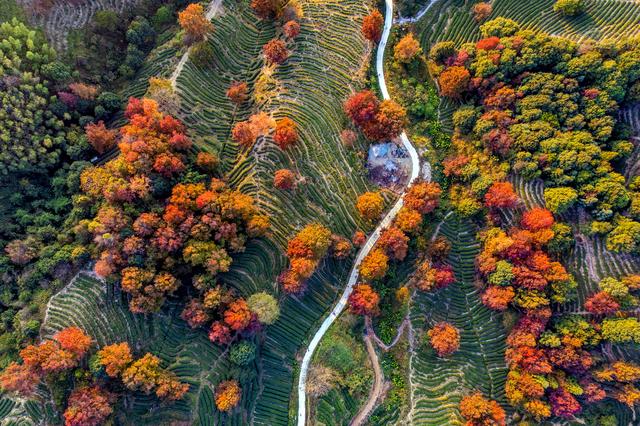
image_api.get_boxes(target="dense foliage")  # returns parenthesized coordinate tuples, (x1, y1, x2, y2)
(0, 326, 188, 424)
(429, 19, 640, 244)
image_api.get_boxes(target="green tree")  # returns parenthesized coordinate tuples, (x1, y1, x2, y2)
(229, 341, 256, 366)
(544, 187, 578, 214)
(247, 292, 280, 325)
(553, 0, 585, 16)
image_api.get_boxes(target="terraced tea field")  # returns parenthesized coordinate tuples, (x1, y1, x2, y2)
(406, 217, 509, 425)
(416, 0, 640, 49)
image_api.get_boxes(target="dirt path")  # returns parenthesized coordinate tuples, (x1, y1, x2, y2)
(350, 331, 386, 426)
(349, 314, 410, 425)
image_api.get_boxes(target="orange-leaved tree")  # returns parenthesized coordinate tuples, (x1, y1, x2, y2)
(459, 392, 506, 425)
(394, 33, 422, 63)
(348, 283, 380, 316)
(85, 121, 117, 155)
(378, 226, 409, 261)
(178, 3, 214, 44)
(359, 248, 389, 281)
(283, 20, 300, 39)
(438, 66, 471, 99)
(215, 380, 241, 411)
(273, 117, 298, 149)
(263, 39, 289, 64)
(356, 191, 384, 221)
(484, 181, 519, 209)
(97, 342, 133, 378)
(427, 322, 460, 357)
(226, 81, 249, 105)
(281, 223, 333, 293)
(361, 10, 383, 42)
(273, 168, 296, 190)
(63, 386, 114, 426)
(404, 181, 441, 214)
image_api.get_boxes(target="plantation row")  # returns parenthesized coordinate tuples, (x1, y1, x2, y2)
(416, 0, 640, 51)
(407, 217, 509, 425)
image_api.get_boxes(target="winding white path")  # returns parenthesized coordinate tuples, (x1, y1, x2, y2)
(296, 0, 423, 423)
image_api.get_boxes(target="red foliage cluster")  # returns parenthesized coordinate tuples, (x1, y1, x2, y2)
(344, 90, 407, 141)
(283, 20, 300, 39)
(414, 262, 455, 292)
(273, 168, 296, 190)
(484, 181, 519, 209)
(585, 291, 619, 315)
(86, 121, 118, 155)
(250, 0, 280, 19)
(273, 117, 298, 149)
(0, 326, 93, 396)
(361, 10, 383, 42)
(348, 283, 380, 316)
(476, 36, 501, 50)
(0, 326, 188, 425)
(438, 66, 471, 99)
(64, 386, 114, 426)
(378, 226, 409, 261)
(226, 81, 249, 105)
(404, 181, 442, 214)
(215, 380, 241, 411)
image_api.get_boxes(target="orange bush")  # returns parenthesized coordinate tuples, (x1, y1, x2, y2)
(356, 191, 384, 221)
(63, 386, 113, 426)
(348, 283, 380, 316)
(438, 66, 470, 99)
(263, 39, 288, 64)
(273, 117, 298, 149)
(521, 208, 554, 231)
(226, 81, 248, 105)
(223, 299, 252, 331)
(215, 380, 241, 411)
(427, 322, 460, 357)
(359, 248, 389, 281)
(283, 20, 300, 38)
(394, 33, 422, 63)
(459, 392, 506, 425)
(178, 3, 214, 43)
(472, 2, 492, 21)
(404, 181, 441, 214)
(361, 10, 383, 42)
(85, 121, 117, 154)
(395, 207, 422, 233)
(273, 168, 296, 190)
(53, 326, 92, 359)
(378, 226, 409, 261)
(232, 121, 257, 147)
(97, 342, 133, 378)
(484, 181, 518, 209)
